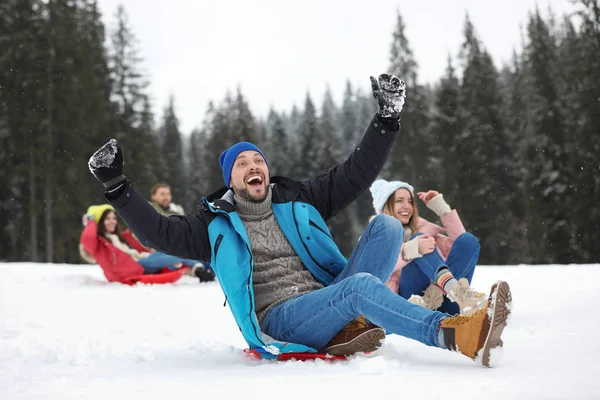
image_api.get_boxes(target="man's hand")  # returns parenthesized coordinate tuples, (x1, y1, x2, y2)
(88, 139, 126, 190)
(370, 73, 406, 119)
(418, 235, 436, 255)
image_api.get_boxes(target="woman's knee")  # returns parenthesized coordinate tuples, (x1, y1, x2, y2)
(456, 232, 480, 254)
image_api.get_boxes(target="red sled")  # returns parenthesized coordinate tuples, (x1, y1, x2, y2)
(121, 267, 190, 285)
(244, 348, 347, 362)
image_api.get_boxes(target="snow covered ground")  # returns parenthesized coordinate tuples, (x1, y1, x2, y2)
(1, 262, 598, 400)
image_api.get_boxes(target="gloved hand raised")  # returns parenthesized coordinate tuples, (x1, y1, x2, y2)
(88, 139, 126, 190)
(370, 73, 406, 119)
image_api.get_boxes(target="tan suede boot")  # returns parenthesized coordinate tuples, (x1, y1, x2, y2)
(324, 316, 386, 356)
(439, 281, 512, 367)
(447, 278, 488, 316)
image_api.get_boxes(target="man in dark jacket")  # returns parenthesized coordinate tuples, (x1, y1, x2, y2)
(149, 182, 216, 282)
(87, 74, 511, 367)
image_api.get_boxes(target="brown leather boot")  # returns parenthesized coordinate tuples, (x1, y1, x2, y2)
(439, 281, 512, 367)
(323, 316, 386, 356)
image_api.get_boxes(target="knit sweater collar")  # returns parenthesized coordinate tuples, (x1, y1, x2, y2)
(235, 186, 273, 217)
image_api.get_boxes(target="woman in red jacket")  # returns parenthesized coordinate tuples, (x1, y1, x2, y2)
(80, 207, 202, 282)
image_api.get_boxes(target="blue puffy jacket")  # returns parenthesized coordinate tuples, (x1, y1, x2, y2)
(106, 115, 399, 355)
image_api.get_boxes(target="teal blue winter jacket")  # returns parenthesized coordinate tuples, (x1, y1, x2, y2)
(106, 115, 399, 356)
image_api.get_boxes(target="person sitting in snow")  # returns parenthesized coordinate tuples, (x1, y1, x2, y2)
(79, 204, 208, 283)
(149, 183, 186, 216)
(87, 73, 511, 367)
(369, 180, 487, 316)
(148, 182, 216, 282)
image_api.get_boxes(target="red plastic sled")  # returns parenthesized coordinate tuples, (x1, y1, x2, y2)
(244, 348, 347, 362)
(121, 267, 190, 285)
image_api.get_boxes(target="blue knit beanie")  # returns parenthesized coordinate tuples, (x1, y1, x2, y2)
(219, 142, 269, 188)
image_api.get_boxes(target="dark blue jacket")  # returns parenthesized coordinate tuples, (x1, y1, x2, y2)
(106, 115, 399, 356)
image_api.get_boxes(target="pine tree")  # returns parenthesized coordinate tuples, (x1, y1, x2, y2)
(296, 93, 321, 179)
(353, 88, 380, 225)
(137, 95, 161, 194)
(339, 80, 357, 154)
(158, 96, 186, 201)
(202, 90, 260, 192)
(232, 87, 259, 145)
(284, 104, 302, 176)
(265, 108, 292, 177)
(187, 127, 208, 211)
(521, 9, 572, 263)
(498, 53, 528, 263)
(557, 0, 600, 262)
(457, 15, 516, 264)
(186, 101, 214, 209)
(320, 88, 358, 257)
(108, 4, 159, 199)
(429, 57, 463, 208)
(386, 9, 432, 192)
(0, 0, 46, 261)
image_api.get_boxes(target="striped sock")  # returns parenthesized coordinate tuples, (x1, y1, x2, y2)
(436, 267, 457, 294)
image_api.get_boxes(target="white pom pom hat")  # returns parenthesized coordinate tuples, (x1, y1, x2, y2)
(369, 179, 414, 215)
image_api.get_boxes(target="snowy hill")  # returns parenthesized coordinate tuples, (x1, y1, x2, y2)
(1, 262, 598, 400)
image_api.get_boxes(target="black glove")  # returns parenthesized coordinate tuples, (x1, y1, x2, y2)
(88, 139, 126, 190)
(370, 73, 406, 119)
(193, 265, 216, 283)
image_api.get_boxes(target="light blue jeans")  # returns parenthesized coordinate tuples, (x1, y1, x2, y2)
(138, 252, 202, 274)
(399, 232, 481, 314)
(261, 215, 448, 351)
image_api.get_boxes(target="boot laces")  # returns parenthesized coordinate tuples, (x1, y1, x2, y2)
(444, 308, 485, 326)
(453, 285, 484, 303)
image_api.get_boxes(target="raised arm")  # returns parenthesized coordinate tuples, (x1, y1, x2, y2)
(87, 140, 212, 262)
(304, 73, 406, 220)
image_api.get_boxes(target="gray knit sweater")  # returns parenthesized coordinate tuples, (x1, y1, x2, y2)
(235, 187, 323, 325)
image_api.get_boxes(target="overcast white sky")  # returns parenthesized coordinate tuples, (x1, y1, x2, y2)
(96, 0, 576, 134)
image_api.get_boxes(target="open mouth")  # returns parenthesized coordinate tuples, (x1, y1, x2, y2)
(399, 212, 410, 217)
(246, 175, 263, 187)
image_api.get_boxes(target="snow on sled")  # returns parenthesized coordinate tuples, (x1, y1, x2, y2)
(121, 267, 190, 285)
(244, 348, 347, 362)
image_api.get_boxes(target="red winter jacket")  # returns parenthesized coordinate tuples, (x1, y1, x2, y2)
(80, 220, 149, 282)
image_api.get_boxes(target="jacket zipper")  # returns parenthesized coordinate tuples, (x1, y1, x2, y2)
(214, 234, 224, 259)
(309, 220, 333, 240)
(213, 207, 266, 347)
(214, 234, 225, 306)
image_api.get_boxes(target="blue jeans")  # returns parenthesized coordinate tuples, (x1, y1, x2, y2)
(399, 232, 480, 314)
(261, 215, 448, 351)
(138, 252, 201, 274)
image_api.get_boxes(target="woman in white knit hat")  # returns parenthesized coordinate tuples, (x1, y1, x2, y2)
(369, 179, 487, 316)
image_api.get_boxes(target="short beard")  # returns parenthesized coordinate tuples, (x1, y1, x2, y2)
(233, 185, 267, 203)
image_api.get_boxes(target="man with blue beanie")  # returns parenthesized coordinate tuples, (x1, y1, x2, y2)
(218, 141, 270, 202)
(88, 73, 511, 367)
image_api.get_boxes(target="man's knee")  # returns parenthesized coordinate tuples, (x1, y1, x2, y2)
(370, 214, 403, 237)
(456, 232, 480, 253)
(341, 272, 382, 293)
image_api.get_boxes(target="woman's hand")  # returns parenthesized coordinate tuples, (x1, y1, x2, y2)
(417, 190, 439, 204)
(82, 214, 94, 227)
(418, 234, 436, 255)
